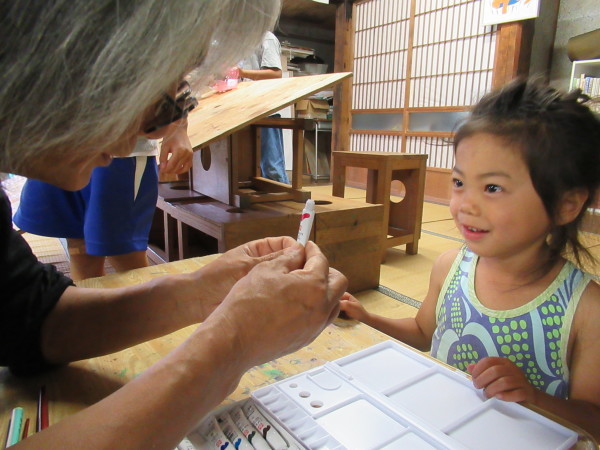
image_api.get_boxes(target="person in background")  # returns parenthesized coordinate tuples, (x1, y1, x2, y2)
(0, 1, 347, 448)
(14, 118, 193, 280)
(237, 31, 290, 184)
(339, 79, 600, 440)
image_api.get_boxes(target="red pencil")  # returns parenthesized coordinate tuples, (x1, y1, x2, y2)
(21, 418, 30, 440)
(36, 386, 49, 432)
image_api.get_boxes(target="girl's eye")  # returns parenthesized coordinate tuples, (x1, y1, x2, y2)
(452, 178, 463, 188)
(485, 184, 502, 193)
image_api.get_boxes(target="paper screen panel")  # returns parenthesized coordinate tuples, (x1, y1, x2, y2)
(410, 0, 497, 107)
(353, 0, 497, 110)
(348, 135, 454, 169)
(350, 133, 403, 153)
(351, 0, 498, 170)
(406, 136, 454, 169)
(353, 0, 411, 110)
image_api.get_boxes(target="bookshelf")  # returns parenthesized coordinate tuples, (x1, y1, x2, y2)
(570, 59, 600, 114)
(570, 59, 600, 214)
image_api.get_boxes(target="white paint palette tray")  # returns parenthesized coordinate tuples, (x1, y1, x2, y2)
(183, 341, 579, 449)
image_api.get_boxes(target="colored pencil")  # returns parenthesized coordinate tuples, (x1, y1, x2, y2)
(4, 417, 11, 448)
(21, 418, 30, 440)
(6, 407, 23, 447)
(36, 385, 49, 432)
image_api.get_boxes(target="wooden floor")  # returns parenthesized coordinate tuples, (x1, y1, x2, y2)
(9, 177, 600, 323)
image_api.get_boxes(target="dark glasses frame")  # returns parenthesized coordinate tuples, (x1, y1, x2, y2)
(143, 81, 198, 134)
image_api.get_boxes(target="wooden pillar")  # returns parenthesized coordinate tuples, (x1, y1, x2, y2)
(400, 0, 417, 153)
(492, 20, 534, 89)
(331, 0, 355, 155)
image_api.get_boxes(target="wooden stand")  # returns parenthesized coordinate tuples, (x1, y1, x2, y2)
(186, 73, 351, 207)
(148, 186, 383, 293)
(191, 118, 314, 208)
(146, 73, 386, 293)
(331, 151, 428, 258)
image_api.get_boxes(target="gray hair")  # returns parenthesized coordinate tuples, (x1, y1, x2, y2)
(0, 0, 280, 172)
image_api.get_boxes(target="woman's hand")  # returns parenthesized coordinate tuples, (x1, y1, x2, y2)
(181, 236, 299, 321)
(203, 240, 348, 368)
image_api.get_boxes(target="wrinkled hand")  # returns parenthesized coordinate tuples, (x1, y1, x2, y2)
(158, 124, 193, 175)
(467, 357, 537, 403)
(205, 240, 348, 368)
(339, 292, 369, 322)
(183, 236, 299, 320)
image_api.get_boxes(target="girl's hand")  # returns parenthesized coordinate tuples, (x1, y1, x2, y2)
(339, 292, 370, 322)
(467, 357, 537, 404)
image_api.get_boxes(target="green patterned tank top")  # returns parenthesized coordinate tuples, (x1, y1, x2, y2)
(431, 247, 590, 399)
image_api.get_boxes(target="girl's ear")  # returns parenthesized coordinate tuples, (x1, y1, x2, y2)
(556, 188, 589, 225)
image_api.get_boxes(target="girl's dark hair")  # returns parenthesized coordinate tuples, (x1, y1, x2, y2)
(454, 78, 600, 269)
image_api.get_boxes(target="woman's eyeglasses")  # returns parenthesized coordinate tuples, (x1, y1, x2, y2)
(143, 81, 198, 134)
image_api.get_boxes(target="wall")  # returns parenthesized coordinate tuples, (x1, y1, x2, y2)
(528, 0, 560, 79)
(275, 20, 336, 71)
(274, 20, 335, 171)
(549, 0, 600, 89)
(548, 0, 600, 220)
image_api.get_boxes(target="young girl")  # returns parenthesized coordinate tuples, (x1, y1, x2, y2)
(340, 79, 600, 439)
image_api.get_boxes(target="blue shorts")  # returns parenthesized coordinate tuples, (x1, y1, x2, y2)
(13, 156, 158, 256)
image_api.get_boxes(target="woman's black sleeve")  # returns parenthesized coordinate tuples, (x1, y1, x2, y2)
(0, 190, 73, 375)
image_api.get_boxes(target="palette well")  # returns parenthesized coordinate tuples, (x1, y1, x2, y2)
(182, 340, 579, 449)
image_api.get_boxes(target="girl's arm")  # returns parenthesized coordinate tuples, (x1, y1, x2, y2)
(340, 248, 459, 351)
(468, 280, 600, 441)
(547, 279, 600, 440)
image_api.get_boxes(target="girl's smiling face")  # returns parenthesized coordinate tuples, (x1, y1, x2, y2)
(450, 133, 551, 259)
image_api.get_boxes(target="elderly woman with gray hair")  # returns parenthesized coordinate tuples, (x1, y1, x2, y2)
(0, 1, 347, 448)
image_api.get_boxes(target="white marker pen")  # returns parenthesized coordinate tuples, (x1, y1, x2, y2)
(296, 199, 315, 246)
(176, 437, 196, 450)
(201, 416, 233, 450)
(217, 413, 253, 450)
(230, 406, 271, 450)
(242, 401, 288, 450)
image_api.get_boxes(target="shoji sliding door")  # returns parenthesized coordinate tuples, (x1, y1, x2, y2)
(350, 0, 497, 176)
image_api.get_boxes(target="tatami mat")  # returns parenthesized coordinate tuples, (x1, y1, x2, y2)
(4, 175, 115, 279)
(5, 177, 598, 314)
(20, 233, 71, 275)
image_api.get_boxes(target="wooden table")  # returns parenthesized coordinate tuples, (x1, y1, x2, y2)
(1, 258, 595, 447)
(0, 257, 395, 445)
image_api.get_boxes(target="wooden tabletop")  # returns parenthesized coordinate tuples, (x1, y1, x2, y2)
(0, 255, 393, 443)
(1, 256, 594, 447)
(187, 72, 351, 149)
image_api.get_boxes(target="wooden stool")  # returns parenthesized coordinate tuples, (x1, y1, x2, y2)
(331, 151, 428, 257)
